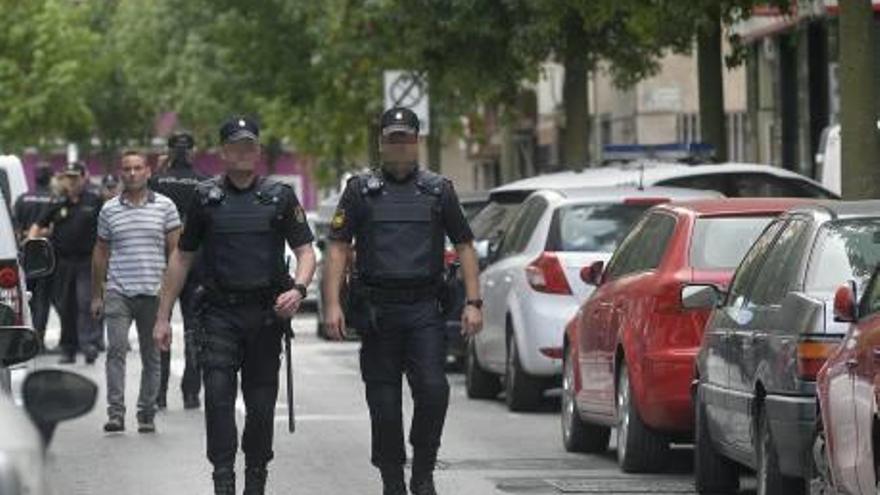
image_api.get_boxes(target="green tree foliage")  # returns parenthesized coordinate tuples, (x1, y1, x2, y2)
(0, 0, 98, 151)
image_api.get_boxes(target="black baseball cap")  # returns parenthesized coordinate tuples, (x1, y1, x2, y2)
(219, 115, 260, 144)
(168, 131, 195, 149)
(381, 107, 419, 136)
(62, 162, 86, 177)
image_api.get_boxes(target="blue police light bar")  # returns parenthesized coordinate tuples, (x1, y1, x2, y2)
(602, 142, 716, 163)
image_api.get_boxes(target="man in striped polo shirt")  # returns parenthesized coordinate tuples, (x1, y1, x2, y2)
(91, 150, 182, 433)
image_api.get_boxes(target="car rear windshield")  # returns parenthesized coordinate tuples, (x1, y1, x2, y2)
(807, 218, 880, 293)
(469, 200, 523, 241)
(690, 216, 774, 270)
(545, 203, 650, 253)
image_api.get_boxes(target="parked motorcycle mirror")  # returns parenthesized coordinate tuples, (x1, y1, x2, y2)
(833, 282, 858, 323)
(23, 370, 97, 447)
(22, 238, 55, 280)
(0, 328, 39, 367)
(580, 260, 605, 286)
(681, 284, 722, 310)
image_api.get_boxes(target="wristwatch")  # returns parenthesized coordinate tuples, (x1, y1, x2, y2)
(294, 283, 308, 300)
(465, 299, 483, 309)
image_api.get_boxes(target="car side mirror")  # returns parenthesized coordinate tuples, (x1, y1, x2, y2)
(580, 260, 605, 286)
(22, 238, 55, 280)
(833, 282, 858, 323)
(0, 328, 40, 366)
(23, 370, 97, 447)
(681, 284, 723, 310)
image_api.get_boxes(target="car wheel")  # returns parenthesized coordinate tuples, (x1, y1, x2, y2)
(756, 407, 806, 495)
(807, 414, 835, 495)
(561, 345, 610, 453)
(465, 338, 501, 400)
(505, 333, 544, 412)
(616, 362, 669, 473)
(694, 388, 739, 493)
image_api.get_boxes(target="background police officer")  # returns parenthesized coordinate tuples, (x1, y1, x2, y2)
(149, 131, 208, 410)
(14, 164, 54, 347)
(324, 107, 483, 495)
(153, 116, 316, 495)
(30, 162, 103, 364)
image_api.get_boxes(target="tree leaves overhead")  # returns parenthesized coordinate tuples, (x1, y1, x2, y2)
(0, 0, 793, 164)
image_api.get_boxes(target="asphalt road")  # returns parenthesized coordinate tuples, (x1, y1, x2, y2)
(34, 309, 758, 494)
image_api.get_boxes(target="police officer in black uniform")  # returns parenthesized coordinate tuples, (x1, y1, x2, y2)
(14, 164, 54, 346)
(149, 131, 208, 410)
(153, 116, 316, 495)
(324, 108, 484, 495)
(30, 162, 103, 364)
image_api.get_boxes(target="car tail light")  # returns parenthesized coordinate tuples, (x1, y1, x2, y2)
(624, 197, 670, 206)
(0, 267, 17, 288)
(526, 252, 572, 295)
(0, 264, 22, 326)
(797, 338, 842, 381)
(539, 347, 564, 359)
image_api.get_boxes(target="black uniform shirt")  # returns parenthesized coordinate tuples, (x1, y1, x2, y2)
(148, 165, 207, 221)
(37, 191, 102, 259)
(328, 170, 475, 245)
(13, 187, 54, 235)
(179, 175, 314, 253)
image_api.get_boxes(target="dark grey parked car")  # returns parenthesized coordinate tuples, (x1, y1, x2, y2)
(688, 201, 880, 494)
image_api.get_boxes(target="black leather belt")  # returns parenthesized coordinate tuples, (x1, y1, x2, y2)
(361, 284, 441, 304)
(203, 288, 275, 306)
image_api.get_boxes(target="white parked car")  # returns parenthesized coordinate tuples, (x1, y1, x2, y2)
(470, 161, 838, 254)
(467, 186, 721, 411)
(0, 155, 28, 216)
(0, 190, 96, 495)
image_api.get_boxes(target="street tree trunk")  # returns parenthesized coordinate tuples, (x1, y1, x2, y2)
(839, 0, 880, 199)
(697, 10, 727, 162)
(427, 103, 441, 172)
(562, 18, 590, 171)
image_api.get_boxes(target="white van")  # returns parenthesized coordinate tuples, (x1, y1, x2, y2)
(0, 155, 28, 214)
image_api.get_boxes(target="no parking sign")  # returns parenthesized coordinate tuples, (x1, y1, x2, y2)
(383, 70, 430, 136)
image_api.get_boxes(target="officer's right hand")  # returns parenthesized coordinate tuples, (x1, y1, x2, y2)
(90, 296, 103, 320)
(324, 304, 346, 341)
(153, 319, 173, 352)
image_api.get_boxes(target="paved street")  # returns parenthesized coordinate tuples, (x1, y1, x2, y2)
(32, 310, 753, 495)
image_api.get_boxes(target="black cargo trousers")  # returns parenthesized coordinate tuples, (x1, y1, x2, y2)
(198, 294, 284, 470)
(360, 297, 450, 473)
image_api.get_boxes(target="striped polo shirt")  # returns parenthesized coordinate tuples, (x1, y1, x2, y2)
(97, 191, 181, 296)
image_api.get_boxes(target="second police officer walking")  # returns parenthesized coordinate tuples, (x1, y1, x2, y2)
(148, 131, 207, 410)
(153, 116, 316, 495)
(324, 107, 484, 495)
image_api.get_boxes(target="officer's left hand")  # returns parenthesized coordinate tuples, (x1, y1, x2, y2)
(274, 289, 303, 319)
(461, 305, 483, 336)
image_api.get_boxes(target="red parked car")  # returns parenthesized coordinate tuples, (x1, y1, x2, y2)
(561, 198, 811, 472)
(814, 274, 880, 495)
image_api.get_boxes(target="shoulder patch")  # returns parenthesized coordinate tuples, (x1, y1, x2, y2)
(331, 208, 346, 230)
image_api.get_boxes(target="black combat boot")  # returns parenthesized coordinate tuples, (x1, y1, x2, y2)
(243, 465, 268, 495)
(212, 467, 235, 495)
(381, 466, 406, 495)
(410, 452, 438, 495)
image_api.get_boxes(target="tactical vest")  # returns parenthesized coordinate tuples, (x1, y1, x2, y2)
(197, 177, 287, 292)
(355, 170, 446, 287)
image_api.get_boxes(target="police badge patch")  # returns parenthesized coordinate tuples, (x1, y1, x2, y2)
(331, 209, 345, 230)
(294, 205, 306, 224)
